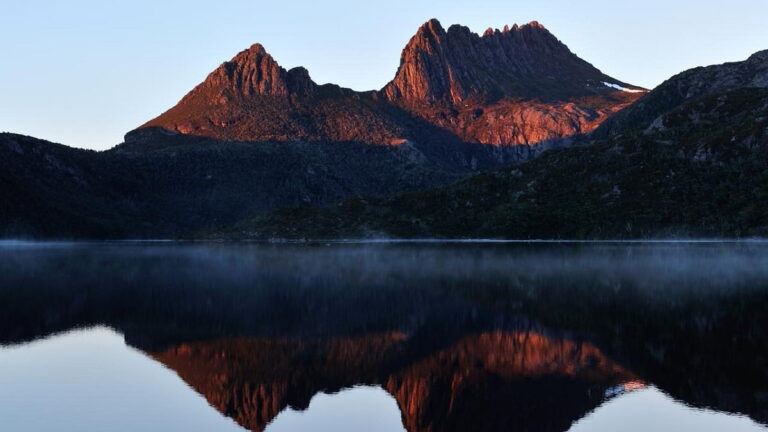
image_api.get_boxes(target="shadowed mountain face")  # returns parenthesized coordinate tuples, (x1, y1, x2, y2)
(0, 133, 467, 238)
(134, 19, 643, 148)
(0, 243, 766, 430)
(595, 49, 768, 137)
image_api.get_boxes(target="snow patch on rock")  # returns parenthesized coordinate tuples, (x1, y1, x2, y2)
(603, 82, 646, 93)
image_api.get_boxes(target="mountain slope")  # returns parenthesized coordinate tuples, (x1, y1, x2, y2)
(214, 52, 768, 240)
(0, 134, 141, 237)
(595, 49, 768, 137)
(0, 132, 476, 238)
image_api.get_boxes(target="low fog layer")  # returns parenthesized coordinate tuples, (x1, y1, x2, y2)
(1, 242, 767, 294)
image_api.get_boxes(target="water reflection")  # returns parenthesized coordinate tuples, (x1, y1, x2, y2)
(267, 386, 405, 432)
(0, 242, 767, 431)
(570, 387, 767, 432)
(0, 327, 244, 432)
(146, 331, 636, 431)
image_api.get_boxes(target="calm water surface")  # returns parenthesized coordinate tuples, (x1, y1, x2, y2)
(0, 241, 767, 431)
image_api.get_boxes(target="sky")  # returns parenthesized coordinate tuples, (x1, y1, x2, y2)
(1, 0, 767, 150)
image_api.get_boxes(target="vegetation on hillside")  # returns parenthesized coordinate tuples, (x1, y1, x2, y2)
(214, 88, 768, 239)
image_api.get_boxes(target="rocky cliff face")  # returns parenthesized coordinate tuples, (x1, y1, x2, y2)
(381, 19, 645, 145)
(383, 19, 637, 104)
(133, 19, 644, 148)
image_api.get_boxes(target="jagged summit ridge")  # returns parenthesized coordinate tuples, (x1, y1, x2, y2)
(382, 18, 638, 106)
(482, 21, 546, 36)
(482, 22, 541, 36)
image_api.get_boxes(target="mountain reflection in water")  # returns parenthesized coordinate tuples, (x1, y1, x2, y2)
(0, 242, 767, 431)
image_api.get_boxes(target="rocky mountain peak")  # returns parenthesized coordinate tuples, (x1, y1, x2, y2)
(246, 43, 267, 54)
(419, 18, 446, 38)
(382, 19, 626, 107)
(186, 43, 318, 103)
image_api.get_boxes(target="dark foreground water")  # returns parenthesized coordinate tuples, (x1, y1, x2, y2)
(0, 241, 767, 431)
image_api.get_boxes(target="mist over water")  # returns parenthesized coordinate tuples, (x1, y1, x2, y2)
(3, 240, 768, 288)
(0, 241, 766, 431)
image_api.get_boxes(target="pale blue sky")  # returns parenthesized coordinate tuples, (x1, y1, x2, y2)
(2, 0, 767, 150)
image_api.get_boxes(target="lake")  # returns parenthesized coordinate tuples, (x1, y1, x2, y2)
(0, 241, 767, 431)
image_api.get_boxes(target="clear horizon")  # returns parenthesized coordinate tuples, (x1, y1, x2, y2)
(2, 0, 767, 150)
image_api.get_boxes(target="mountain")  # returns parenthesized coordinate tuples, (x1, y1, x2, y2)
(382, 19, 644, 145)
(131, 19, 643, 148)
(1, 19, 644, 239)
(131, 43, 412, 146)
(214, 50, 768, 240)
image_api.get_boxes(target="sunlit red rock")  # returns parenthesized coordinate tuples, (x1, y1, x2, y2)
(381, 19, 645, 145)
